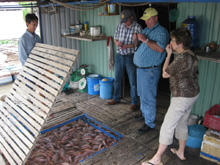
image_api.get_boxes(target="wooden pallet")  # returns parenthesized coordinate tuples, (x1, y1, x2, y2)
(0, 43, 79, 165)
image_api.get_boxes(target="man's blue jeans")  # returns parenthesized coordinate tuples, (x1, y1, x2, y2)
(113, 53, 138, 105)
(137, 67, 161, 128)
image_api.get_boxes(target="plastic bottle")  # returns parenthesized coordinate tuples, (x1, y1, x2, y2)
(84, 21, 88, 31)
(104, 6, 108, 15)
(182, 16, 200, 49)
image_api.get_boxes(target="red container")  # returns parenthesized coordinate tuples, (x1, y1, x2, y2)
(203, 104, 220, 131)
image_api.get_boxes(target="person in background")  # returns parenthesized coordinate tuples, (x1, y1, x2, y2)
(18, 13, 41, 66)
(133, 7, 169, 134)
(141, 27, 200, 165)
(107, 9, 142, 111)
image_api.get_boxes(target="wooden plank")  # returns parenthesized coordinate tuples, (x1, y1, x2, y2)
(29, 54, 70, 72)
(16, 75, 56, 103)
(12, 83, 50, 114)
(13, 81, 53, 108)
(5, 96, 42, 131)
(26, 58, 67, 78)
(51, 102, 76, 113)
(0, 135, 22, 165)
(76, 102, 114, 123)
(25, 62, 63, 84)
(80, 138, 135, 164)
(0, 107, 35, 143)
(63, 35, 108, 42)
(19, 71, 58, 96)
(83, 101, 117, 121)
(14, 80, 53, 109)
(47, 108, 81, 122)
(23, 67, 61, 90)
(0, 143, 16, 165)
(2, 101, 39, 137)
(9, 90, 47, 119)
(36, 43, 80, 57)
(0, 119, 29, 154)
(0, 127, 26, 161)
(0, 154, 6, 165)
(7, 93, 45, 125)
(31, 49, 74, 67)
(0, 108, 33, 149)
(44, 110, 82, 129)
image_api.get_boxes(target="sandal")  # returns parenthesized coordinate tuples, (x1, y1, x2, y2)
(141, 160, 163, 165)
(171, 148, 186, 161)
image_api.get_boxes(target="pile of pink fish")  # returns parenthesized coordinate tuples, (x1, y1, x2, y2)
(26, 119, 118, 165)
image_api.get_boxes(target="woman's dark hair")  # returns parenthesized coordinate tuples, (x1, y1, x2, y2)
(25, 14, 38, 24)
(170, 27, 192, 49)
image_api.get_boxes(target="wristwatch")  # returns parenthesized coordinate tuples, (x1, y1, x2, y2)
(145, 38, 149, 43)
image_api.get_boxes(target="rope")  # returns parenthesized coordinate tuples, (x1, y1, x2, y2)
(116, 3, 150, 7)
(49, 0, 110, 11)
(48, 0, 150, 11)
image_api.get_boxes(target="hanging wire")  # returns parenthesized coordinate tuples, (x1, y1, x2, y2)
(116, 3, 150, 7)
(48, 0, 150, 11)
(49, 0, 110, 11)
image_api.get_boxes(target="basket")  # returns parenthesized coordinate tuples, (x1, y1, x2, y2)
(203, 104, 220, 131)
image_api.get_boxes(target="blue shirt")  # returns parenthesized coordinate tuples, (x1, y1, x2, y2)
(133, 23, 169, 67)
(114, 21, 142, 55)
(18, 30, 41, 66)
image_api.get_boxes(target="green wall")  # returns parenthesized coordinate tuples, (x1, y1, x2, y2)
(176, 3, 220, 116)
(192, 58, 220, 117)
(177, 3, 220, 49)
(80, 6, 120, 78)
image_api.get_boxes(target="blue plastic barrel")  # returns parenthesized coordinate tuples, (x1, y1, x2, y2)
(87, 74, 100, 95)
(186, 124, 206, 148)
(100, 77, 114, 99)
(182, 16, 199, 49)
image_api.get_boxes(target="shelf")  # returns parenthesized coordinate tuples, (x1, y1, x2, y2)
(98, 13, 119, 16)
(62, 35, 108, 41)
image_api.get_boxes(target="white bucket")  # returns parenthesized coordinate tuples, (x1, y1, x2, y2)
(187, 115, 199, 126)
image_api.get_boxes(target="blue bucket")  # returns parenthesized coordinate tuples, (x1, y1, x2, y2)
(87, 74, 100, 95)
(100, 77, 114, 99)
(186, 124, 206, 148)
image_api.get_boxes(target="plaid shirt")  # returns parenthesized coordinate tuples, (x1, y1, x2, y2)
(114, 21, 142, 55)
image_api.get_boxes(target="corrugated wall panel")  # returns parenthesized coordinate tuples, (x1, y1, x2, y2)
(177, 3, 220, 49)
(176, 3, 220, 116)
(40, 6, 80, 71)
(192, 59, 220, 117)
(80, 6, 120, 77)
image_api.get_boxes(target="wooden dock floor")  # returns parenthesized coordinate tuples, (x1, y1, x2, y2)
(0, 83, 216, 165)
(48, 89, 216, 165)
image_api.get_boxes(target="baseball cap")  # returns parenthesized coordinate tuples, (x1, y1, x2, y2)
(120, 10, 132, 23)
(140, 7, 158, 21)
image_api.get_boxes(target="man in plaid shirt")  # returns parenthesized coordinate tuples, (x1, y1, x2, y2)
(107, 10, 142, 111)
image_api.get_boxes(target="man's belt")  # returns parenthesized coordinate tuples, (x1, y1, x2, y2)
(136, 65, 161, 69)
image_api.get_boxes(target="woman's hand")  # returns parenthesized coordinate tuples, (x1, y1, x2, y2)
(166, 44, 172, 58)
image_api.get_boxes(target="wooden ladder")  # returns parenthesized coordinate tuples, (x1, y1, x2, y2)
(0, 43, 80, 165)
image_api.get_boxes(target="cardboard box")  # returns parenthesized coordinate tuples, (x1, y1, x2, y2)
(200, 129, 220, 164)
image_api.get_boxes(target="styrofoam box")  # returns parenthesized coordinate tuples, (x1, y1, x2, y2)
(200, 129, 220, 164)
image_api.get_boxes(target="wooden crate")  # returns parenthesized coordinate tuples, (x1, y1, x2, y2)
(200, 129, 220, 164)
(0, 43, 79, 165)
